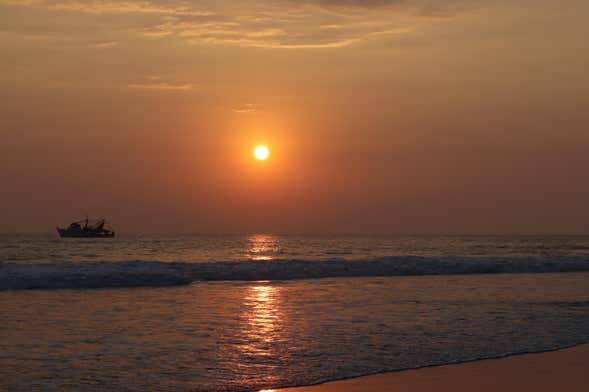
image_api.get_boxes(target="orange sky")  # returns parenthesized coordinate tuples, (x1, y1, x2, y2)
(1, 0, 588, 234)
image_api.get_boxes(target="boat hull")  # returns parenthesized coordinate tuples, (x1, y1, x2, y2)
(56, 228, 115, 238)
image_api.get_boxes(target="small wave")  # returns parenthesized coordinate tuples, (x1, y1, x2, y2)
(1, 255, 589, 291)
(526, 300, 589, 308)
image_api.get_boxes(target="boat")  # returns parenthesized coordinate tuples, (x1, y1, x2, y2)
(57, 218, 115, 238)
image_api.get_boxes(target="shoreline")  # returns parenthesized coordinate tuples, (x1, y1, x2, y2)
(273, 343, 589, 391)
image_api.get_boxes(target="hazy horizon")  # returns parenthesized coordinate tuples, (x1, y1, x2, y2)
(2, 0, 588, 235)
(5, 230, 589, 237)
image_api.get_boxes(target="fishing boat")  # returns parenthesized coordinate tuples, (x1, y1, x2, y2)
(57, 218, 115, 238)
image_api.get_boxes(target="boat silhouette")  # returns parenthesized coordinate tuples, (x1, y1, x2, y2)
(57, 218, 115, 238)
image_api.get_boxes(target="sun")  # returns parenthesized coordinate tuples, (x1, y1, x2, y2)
(254, 145, 270, 161)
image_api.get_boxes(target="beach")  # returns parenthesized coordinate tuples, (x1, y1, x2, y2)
(276, 344, 589, 392)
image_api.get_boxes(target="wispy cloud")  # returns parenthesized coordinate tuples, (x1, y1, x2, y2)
(128, 78, 192, 91)
(92, 41, 120, 49)
(0, 0, 479, 49)
(233, 103, 257, 113)
(0, 0, 214, 16)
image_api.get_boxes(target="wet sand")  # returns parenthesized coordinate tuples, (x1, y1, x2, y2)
(274, 344, 589, 392)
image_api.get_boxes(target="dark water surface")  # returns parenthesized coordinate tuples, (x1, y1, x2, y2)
(3, 234, 589, 264)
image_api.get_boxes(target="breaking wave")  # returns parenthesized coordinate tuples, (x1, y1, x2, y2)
(2, 255, 589, 291)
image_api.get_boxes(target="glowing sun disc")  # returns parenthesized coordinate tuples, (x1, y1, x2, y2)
(254, 145, 270, 160)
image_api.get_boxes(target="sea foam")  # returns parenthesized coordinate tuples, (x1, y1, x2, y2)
(2, 255, 589, 290)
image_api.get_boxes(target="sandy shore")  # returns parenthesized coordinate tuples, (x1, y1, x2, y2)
(273, 344, 589, 392)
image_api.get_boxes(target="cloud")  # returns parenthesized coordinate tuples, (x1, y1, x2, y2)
(92, 41, 119, 49)
(128, 78, 192, 91)
(232, 103, 257, 113)
(0, 0, 214, 16)
(0, 0, 479, 49)
(306, 0, 404, 8)
(140, 3, 419, 49)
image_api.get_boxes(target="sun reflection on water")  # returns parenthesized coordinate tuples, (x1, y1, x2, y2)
(247, 234, 280, 260)
(235, 282, 287, 388)
(242, 284, 282, 354)
(239, 235, 292, 389)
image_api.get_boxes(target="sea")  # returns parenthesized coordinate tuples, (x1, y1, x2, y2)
(1, 234, 589, 391)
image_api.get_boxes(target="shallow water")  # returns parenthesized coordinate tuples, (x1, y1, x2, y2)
(2, 272, 589, 391)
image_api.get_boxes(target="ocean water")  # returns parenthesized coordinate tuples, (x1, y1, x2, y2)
(1, 235, 589, 391)
(3, 234, 589, 264)
(2, 234, 589, 290)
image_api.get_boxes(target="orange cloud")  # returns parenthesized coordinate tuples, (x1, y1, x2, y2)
(127, 81, 192, 91)
(0, 0, 477, 49)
